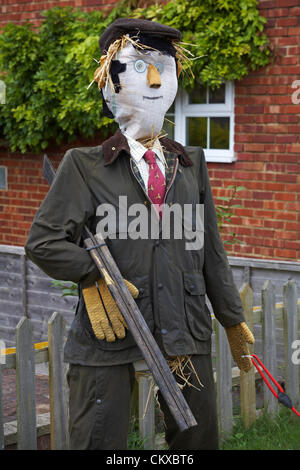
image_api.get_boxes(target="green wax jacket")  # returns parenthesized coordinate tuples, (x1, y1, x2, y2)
(25, 129, 245, 365)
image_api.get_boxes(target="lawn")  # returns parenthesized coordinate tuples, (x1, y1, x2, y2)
(128, 403, 300, 450)
(221, 408, 300, 450)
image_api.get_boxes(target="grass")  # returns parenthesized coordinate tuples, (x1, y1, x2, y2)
(127, 417, 146, 450)
(221, 407, 300, 450)
(127, 416, 167, 450)
(127, 429, 146, 450)
(128, 403, 300, 450)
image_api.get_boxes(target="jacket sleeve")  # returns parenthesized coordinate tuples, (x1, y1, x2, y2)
(199, 148, 246, 327)
(24, 149, 100, 288)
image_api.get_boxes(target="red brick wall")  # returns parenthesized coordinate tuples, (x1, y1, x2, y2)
(211, 0, 300, 260)
(0, 136, 103, 245)
(0, 0, 119, 31)
(0, 0, 299, 261)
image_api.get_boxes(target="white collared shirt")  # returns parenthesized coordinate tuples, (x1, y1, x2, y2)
(122, 130, 166, 193)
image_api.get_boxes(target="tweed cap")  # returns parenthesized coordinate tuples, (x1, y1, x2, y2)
(99, 18, 182, 54)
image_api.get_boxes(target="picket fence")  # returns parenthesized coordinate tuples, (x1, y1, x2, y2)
(0, 279, 299, 450)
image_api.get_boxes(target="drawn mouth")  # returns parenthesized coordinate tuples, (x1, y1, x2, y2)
(142, 96, 163, 100)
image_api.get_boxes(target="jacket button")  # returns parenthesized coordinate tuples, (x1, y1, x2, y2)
(189, 284, 195, 290)
(139, 288, 144, 296)
(96, 399, 102, 404)
(158, 283, 163, 290)
(161, 329, 167, 335)
(155, 240, 160, 247)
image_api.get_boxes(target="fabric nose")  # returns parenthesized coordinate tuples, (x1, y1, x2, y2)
(147, 64, 161, 88)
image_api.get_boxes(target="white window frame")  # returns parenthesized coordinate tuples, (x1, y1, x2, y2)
(173, 81, 236, 163)
(0, 166, 7, 190)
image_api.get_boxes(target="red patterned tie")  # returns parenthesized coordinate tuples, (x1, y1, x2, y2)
(143, 149, 166, 218)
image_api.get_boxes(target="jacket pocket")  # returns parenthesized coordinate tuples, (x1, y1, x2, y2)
(127, 273, 154, 333)
(84, 274, 153, 351)
(183, 270, 212, 341)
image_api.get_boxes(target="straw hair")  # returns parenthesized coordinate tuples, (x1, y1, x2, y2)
(88, 34, 160, 92)
(87, 34, 200, 92)
(167, 355, 204, 391)
(137, 124, 168, 149)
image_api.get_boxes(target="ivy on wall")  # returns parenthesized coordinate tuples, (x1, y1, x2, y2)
(0, 0, 270, 153)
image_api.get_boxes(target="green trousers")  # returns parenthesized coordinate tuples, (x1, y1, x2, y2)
(67, 354, 219, 450)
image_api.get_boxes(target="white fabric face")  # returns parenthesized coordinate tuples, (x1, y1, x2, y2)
(102, 42, 178, 141)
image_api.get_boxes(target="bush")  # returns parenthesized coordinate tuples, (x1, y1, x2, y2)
(0, 0, 271, 153)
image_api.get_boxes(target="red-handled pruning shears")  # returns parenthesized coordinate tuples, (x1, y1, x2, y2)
(243, 354, 300, 418)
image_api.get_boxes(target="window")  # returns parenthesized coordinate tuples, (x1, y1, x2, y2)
(164, 81, 235, 163)
(163, 101, 175, 141)
(0, 80, 5, 105)
(0, 167, 7, 190)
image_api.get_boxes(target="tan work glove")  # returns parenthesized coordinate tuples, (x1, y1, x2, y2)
(82, 277, 139, 342)
(225, 322, 255, 372)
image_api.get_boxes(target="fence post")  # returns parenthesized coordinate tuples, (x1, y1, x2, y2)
(215, 321, 233, 437)
(16, 317, 37, 449)
(48, 312, 69, 450)
(239, 283, 256, 428)
(21, 253, 28, 318)
(0, 364, 3, 450)
(138, 372, 155, 449)
(283, 280, 299, 407)
(261, 280, 278, 416)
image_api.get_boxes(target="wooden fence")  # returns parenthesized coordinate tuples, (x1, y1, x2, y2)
(0, 280, 299, 450)
(0, 312, 68, 450)
(2, 242, 300, 347)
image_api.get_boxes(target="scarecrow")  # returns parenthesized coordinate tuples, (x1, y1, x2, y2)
(25, 18, 255, 450)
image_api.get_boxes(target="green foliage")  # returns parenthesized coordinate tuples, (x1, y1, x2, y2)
(0, 0, 271, 153)
(133, 0, 271, 90)
(127, 417, 147, 450)
(52, 279, 78, 298)
(216, 185, 246, 247)
(222, 408, 300, 450)
(0, 6, 128, 153)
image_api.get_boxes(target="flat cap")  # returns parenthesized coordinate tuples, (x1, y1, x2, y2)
(99, 18, 182, 54)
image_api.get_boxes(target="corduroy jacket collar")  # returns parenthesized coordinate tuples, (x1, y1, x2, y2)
(102, 128, 194, 167)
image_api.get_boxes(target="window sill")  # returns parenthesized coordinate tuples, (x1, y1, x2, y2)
(186, 147, 237, 163)
(205, 153, 237, 163)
